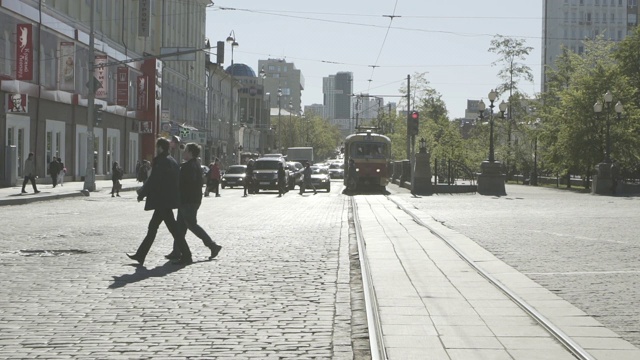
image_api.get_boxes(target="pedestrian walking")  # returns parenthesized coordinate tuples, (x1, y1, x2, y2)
(126, 138, 190, 267)
(204, 158, 221, 197)
(243, 159, 255, 197)
(165, 143, 222, 264)
(299, 162, 317, 195)
(135, 160, 142, 182)
(21, 152, 40, 194)
(137, 160, 150, 183)
(56, 158, 66, 187)
(111, 161, 123, 197)
(48, 158, 60, 188)
(277, 162, 287, 197)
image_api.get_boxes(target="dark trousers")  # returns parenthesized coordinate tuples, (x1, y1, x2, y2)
(135, 208, 191, 262)
(300, 181, 316, 194)
(21, 176, 38, 192)
(111, 179, 120, 195)
(278, 178, 286, 196)
(173, 203, 215, 255)
(51, 173, 58, 187)
(205, 179, 219, 196)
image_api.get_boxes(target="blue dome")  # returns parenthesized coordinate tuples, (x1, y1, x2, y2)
(225, 63, 256, 77)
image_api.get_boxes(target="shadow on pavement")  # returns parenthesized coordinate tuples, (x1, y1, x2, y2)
(109, 261, 189, 289)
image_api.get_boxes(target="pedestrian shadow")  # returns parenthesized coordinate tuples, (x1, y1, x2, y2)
(108, 261, 184, 289)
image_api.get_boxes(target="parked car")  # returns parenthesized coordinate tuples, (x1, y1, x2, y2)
(253, 157, 288, 192)
(220, 165, 247, 189)
(310, 165, 331, 192)
(328, 162, 344, 179)
(287, 161, 303, 189)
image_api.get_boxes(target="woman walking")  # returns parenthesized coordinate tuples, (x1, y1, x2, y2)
(111, 161, 123, 197)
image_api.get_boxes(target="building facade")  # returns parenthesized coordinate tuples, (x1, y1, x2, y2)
(542, 0, 638, 90)
(323, 72, 353, 138)
(259, 58, 304, 115)
(0, 0, 215, 188)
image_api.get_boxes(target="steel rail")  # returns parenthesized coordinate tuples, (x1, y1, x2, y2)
(350, 197, 388, 360)
(387, 196, 595, 360)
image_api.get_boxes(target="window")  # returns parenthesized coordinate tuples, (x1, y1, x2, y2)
(603, 12, 607, 23)
(618, 30, 623, 40)
(595, 0, 600, 5)
(564, 12, 569, 22)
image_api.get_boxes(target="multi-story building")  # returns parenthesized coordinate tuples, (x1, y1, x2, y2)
(304, 104, 326, 119)
(542, 0, 638, 91)
(323, 72, 353, 138)
(259, 58, 304, 115)
(0, 0, 216, 188)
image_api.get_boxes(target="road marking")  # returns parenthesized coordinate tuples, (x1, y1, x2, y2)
(525, 271, 640, 275)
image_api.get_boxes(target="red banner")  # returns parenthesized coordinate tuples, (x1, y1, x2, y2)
(116, 67, 128, 106)
(137, 75, 148, 111)
(16, 24, 33, 80)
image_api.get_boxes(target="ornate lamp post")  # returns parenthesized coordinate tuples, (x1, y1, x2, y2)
(476, 89, 506, 196)
(225, 30, 239, 165)
(592, 91, 623, 195)
(288, 100, 294, 148)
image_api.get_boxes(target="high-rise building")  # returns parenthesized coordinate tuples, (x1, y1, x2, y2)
(542, 0, 638, 91)
(258, 58, 304, 115)
(304, 104, 326, 119)
(323, 72, 353, 138)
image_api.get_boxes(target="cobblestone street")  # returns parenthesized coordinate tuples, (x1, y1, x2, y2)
(0, 187, 353, 359)
(397, 184, 640, 348)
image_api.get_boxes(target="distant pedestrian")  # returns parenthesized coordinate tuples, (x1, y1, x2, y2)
(205, 158, 221, 197)
(243, 159, 255, 197)
(111, 161, 123, 197)
(56, 158, 66, 187)
(135, 160, 142, 182)
(611, 160, 619, 195)
(299, 162, 317, 195)
(277, 162, 287, 197)
(21, 152, 40, 194)
(166, 143, 222, 264)
(48, 158, 60, 188)
(127, 138, 189, 267)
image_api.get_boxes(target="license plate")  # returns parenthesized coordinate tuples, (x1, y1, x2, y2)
(260, 181, 270, 185)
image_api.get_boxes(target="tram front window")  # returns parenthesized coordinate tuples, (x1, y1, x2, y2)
(351, 143, 387, 159)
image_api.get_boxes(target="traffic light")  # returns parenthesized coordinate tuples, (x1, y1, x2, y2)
(408, 111, 419, 136)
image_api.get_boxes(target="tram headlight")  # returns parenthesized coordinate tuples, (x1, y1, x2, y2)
(376, 168, 380, 173)
(356, 168, 360, 172)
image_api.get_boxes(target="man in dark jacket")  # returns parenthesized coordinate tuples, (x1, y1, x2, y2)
(127, 138, 190, 266)
(166, 143, 222, 264)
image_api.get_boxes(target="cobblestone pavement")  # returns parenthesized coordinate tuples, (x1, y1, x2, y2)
(392, 184, 640, 348)
(0, 184, 357, 359)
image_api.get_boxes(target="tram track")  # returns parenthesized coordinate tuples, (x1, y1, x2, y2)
(350, 194, 596, 360)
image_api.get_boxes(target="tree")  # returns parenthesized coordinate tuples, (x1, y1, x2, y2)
(488, 35, 535, 178)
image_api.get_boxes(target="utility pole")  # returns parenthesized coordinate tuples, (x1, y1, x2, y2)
(83, 0, 96, 192)
(406, 74, 411, 160)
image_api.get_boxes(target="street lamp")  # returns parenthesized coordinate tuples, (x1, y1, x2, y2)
(226, 30, 239, 66)
(226, 30, 238, 165)
(594, 91, 623, 163)
(476, 89, 506, 196)
(277, 88, 282, 152)
(419, 137, 427, 154)
(530, 118, 541, 186)
(288, 100, 293, 147)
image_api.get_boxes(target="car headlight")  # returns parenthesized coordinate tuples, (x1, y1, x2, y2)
(356, 168, 360, 172)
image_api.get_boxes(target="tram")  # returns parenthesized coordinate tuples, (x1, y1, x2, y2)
(343, 128, 392, 192)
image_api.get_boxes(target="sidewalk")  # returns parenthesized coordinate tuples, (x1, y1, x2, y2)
(0, 178, 141, 206)
(354, 195, 640, 360)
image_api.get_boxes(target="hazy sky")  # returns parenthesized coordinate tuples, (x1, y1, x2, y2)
(205, 1, 542, 119)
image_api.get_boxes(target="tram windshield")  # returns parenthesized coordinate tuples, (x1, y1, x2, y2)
(349, 142, 388, 159)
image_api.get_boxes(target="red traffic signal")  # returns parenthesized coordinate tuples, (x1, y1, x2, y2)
(408, 111, 419, 135)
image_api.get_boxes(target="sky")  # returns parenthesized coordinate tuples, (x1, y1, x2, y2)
(205, 1, 543, 119)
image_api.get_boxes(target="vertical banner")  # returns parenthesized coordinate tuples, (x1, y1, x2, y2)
(138, 0, 150, 37)
(94, 54, 108, 99)
(116, 67, 129, 106)
(137, 75, 148, 111)
(59, 42, 75, 91)
(16, 24, 33, 80)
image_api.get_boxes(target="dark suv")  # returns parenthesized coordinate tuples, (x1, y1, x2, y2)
(253, 157, 288, 192)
